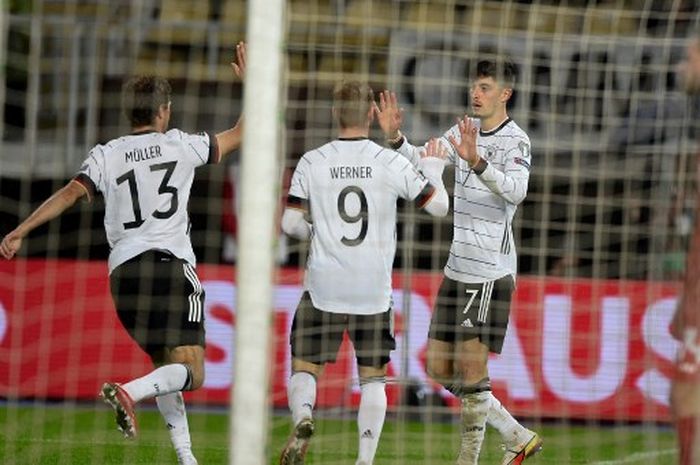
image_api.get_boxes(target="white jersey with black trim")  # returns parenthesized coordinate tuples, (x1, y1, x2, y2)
(396, 118, 531, 283)
(288, 138, 431, 315)
(73, 128, 219, 273)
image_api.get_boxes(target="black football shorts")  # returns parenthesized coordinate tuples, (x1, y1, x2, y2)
(290, 292, 395, 368)
(429, 275, 514, 353)
(109, 250, 206, 355)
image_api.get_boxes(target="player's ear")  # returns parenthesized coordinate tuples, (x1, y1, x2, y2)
(156, 103, 170, 119)
(500, 87, 513, 103)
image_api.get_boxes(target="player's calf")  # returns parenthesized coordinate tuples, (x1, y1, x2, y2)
(455, 378, 491, 465)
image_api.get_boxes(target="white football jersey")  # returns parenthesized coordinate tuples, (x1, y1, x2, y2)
(288, 138, 434, 315)
(73, 128, 220, 273)
(397, 118, 531, 283)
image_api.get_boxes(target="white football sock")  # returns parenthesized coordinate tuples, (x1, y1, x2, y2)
(288, 372, 316, 426)
(156, 392, 195, 463)
(486, 392, 526, 445)
(457, 391, 490, 465)
(122, 364, 189, 403)
(356, 380, 387, 465)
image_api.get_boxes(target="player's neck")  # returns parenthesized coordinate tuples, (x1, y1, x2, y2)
(479, 112, 509, 133)
(338, 127, 369, 139)
(132, 125, 157, 134)
(131, 121, 167, 134)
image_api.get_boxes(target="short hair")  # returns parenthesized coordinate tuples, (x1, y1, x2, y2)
(121, 75, 172, 126)
(332, 80, 374, 129)
(475, 59, 517, 88)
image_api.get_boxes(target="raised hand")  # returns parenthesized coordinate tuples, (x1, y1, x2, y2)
(448, 115, 480, 167)
(422, 138, 448, 160)
(374, 90, 403, 140)
(231, 41, 247, 81)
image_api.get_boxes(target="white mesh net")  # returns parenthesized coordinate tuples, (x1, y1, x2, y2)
(1, 0, 698, 464)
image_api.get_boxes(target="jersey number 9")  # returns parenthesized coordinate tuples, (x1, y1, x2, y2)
(337, 185, 368, 247)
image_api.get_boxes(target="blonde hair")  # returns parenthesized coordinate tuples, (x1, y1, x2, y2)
(333, 81, 374, 129)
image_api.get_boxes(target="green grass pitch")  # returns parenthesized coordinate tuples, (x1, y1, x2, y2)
(0, 403, 677, 464)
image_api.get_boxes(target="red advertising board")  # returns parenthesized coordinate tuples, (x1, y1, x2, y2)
(0, 259, 680, 422)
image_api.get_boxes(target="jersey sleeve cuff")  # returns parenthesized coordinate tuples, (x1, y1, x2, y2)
(387, 133, 405, 150)
(286, 194, 309, 212)
(207, 131, 221, 164)
(71, 174, 96, 202)
(472, 158, 489, 175)
(414, 183, 436, 209)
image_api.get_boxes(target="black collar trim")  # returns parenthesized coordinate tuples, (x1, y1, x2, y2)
(337, 137, 368, 141)
(479, 118, 512, 137)
(131, 129, 159, 136)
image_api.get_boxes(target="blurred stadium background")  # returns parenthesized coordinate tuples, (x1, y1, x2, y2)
(1, 0, 699, 463)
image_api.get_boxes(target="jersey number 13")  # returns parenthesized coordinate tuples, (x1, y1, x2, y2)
(116, 161, 179, 230)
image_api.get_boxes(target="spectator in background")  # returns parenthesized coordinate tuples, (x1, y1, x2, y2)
(671, 29, 700, 465)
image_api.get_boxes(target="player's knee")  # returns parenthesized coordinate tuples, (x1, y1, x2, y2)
(426, 362, 452, 384)
(455, 359, 488, 383)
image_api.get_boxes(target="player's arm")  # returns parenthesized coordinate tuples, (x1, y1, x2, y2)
(281, 196, 311, 240)
(0, 180, 87, 260)
(415, 139, 449, 217)
(281, 160, 312, 240)
(448, 115, 529, 205)
(214, 117, 243, 162)
(214, 42, 247, 161)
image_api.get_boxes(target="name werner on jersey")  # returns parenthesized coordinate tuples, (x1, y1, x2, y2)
(125, 145, 163, 163)
(330, 166, 373, 179)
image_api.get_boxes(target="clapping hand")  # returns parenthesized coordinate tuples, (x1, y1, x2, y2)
(374, 90, 404, 140)
(447, 115, 480, 167)
(422, 138, 448, 160)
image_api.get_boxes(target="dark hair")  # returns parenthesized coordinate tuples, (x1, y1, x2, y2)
(121, 75, 172, 126)
(475, 59, 517, 88)
(333, 80, 374, 129)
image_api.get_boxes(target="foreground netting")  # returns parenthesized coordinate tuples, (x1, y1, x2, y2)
(1, 1, 698, 463)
